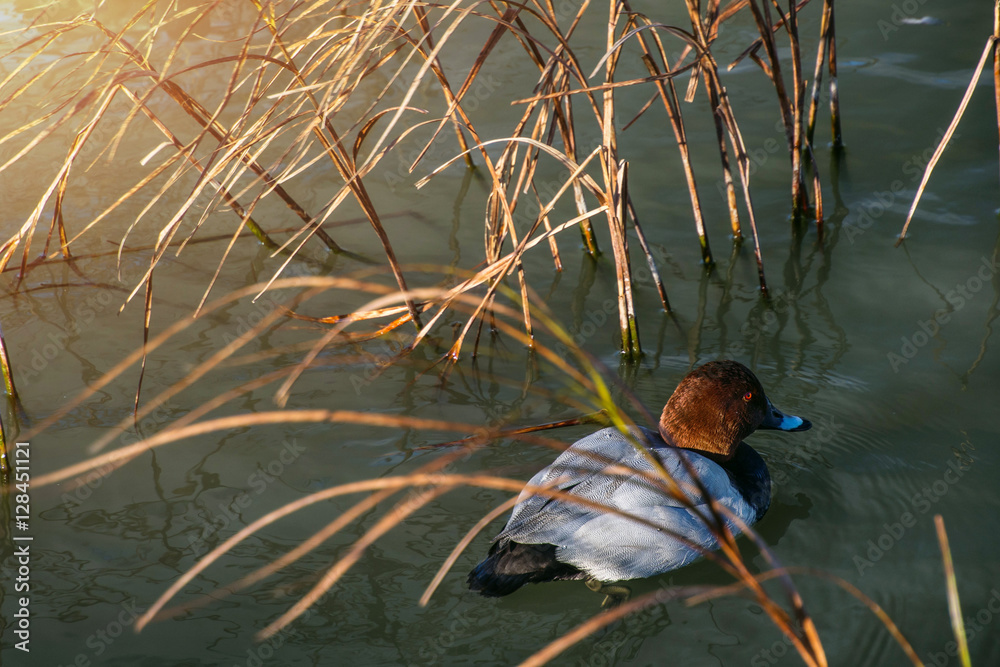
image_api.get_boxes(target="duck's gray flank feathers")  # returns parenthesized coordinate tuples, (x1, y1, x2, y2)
(489, 426, 764, 583)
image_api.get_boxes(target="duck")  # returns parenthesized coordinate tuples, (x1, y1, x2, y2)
(468, 360, 811, 599)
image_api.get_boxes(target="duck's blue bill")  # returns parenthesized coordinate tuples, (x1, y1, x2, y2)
(761, 402, 812, 431)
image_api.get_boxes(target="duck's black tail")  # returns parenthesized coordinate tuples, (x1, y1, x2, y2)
(467, 540, 583, 597)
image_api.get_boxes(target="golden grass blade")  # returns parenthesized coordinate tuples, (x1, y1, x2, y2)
(417, 137, 602, 192)
(897, 35, 996, 245)
(37, 412, 493, 490)
(133, 269, 153, 420)
(0, 413, 6, 480)
(806, 0, 833, 145)
(826, 0, 842, 148)
(591, 23, 702, 79)
(718, 0, 752, 24)
(0, 220, 363, 277)
(995, 1, 1000, 165)
(703, 77, 744, 236)
(46, 83, 123, 264)
(358, 0, 475, 164)
(806, 142, 825, 233)
(167, 367, 297, 433)
(936, 515, 972, 667)
(509, 64, 704, 107)
(785, 0, 808, 215)
(705, 505, 828, 666)
(0, 34, 66, 119)
(134, 476, 459, 633)
(531, 183, 565, 270)
(0, 320, 22, 411)
(627, 200, 673, 313)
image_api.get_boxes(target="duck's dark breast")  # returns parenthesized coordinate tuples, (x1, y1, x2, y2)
(720, 442, 772, 521)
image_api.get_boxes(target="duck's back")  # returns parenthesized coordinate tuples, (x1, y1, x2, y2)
(471, 426, 768, 589)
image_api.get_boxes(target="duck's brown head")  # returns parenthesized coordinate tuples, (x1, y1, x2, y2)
(658, 360, 811, 461)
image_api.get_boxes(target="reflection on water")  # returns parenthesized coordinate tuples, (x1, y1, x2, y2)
(2, 1, 1000, 666)
(855, 52, 995, 90)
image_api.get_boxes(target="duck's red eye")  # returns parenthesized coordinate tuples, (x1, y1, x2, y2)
(743, 392, 753, 402)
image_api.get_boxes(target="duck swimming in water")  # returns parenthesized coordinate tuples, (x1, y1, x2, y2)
(468, 360, 811, 598)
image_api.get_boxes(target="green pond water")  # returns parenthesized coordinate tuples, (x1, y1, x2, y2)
(2, 2, 999, 665)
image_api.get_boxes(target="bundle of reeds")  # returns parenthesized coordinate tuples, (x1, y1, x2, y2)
(0, 0, 841, 363)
